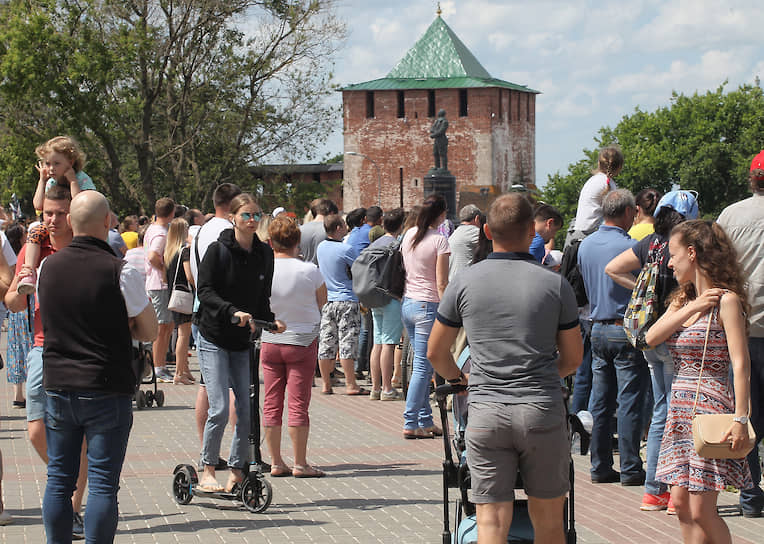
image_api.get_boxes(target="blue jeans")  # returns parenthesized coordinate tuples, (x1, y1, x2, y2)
(741, 337, 764, 511)
(43, 391, 132, 544)
(643, 343, 673, 495)
(571, 320, 593, 414)
(589, 323, 648, 480)
(401, 298, 438, 430)
(198, 334, 250, 469)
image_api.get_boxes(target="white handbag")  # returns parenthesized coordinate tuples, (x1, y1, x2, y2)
(167, 248, 193, 315)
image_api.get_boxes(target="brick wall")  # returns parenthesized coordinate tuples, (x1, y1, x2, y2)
(342, 87, 535, 211)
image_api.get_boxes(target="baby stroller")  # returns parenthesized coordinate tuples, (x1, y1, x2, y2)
(133, 341, 164, 409)
(435, 348, 577, 544)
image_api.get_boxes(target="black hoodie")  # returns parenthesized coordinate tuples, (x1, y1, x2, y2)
(196, 228, 275, 351)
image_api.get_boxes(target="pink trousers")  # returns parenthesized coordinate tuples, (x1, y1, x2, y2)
(260, 339, 318, 427)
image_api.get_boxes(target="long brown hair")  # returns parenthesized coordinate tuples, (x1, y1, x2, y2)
(668, 220, 750, 326)
(412, 193, 447, 248)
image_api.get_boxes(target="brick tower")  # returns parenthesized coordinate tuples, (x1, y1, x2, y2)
(341, 12, 539, 211)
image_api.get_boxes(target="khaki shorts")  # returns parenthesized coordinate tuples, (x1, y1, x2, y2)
(466, 400, 569, 503)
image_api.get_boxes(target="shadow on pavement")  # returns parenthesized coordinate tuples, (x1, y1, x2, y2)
(117, 515, 325, 535)
(320, 462, 440, 478)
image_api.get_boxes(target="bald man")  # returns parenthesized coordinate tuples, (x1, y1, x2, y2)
(37, 190, 157, 542)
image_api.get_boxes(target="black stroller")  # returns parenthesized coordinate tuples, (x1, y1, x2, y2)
(171, 320, 275, 513)
(435, 350, 579, 544)
(133, 342, 165, 409)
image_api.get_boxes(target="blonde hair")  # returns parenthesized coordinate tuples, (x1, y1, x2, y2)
(164, 218, 189, 270)
(256, 214, 272, 242)
(35, 135, 87, 172)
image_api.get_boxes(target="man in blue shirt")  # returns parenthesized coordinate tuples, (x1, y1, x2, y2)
(529, 204, 563, 263)
(316, 215, 368, 395)
(578, 189, 648, 486)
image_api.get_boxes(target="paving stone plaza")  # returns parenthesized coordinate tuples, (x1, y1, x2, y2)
(1, 347, 762, 543)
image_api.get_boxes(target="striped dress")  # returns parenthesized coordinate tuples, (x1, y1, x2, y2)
(655, 308, 752, 491)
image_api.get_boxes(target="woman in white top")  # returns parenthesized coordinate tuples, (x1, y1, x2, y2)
(400, 194, 450, 439)
(261, 216, 328, 478)
(569, 145, 624, 242)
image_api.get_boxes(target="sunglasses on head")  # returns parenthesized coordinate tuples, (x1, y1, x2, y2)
(240, 211, 262, 222)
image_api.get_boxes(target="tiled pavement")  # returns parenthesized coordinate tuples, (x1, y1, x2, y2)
(1, 349, 762, 543)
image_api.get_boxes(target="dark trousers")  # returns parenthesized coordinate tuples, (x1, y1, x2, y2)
(741, 337, 764, 511)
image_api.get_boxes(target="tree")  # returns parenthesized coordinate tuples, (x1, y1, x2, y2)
(0, 0, 345, 214)
(544, 84, 764, 227)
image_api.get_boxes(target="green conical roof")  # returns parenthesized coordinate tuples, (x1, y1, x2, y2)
(341, 16, 539, 93)
(387, 16, 491, 79)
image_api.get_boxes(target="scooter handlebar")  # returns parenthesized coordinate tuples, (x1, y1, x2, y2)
(248, 319, 278, 331)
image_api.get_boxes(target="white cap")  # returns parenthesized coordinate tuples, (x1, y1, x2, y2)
(272, 207, 285, 218)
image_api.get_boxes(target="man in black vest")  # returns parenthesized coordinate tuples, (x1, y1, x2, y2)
(38, 191, 157, 542)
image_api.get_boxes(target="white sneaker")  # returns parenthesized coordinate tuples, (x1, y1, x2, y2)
(381, 389, 403, 401)
(0, 510, 13, 525)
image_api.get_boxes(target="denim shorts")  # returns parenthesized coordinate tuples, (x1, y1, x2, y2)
(26, 346, 45, 422)
(371, 299, 403, 345)
(466, 401, 569, 503)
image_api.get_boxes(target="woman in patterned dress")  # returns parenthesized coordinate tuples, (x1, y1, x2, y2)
(646, 220, 752, 544)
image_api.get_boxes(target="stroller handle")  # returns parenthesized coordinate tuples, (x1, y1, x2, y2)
(435, 383, 467, 399)
(249, 319, 278, 331)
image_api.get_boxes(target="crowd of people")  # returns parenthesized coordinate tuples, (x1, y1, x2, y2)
(0, 136, 761, 544)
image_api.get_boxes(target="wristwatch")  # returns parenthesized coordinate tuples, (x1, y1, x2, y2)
(447, 371, 465, 385)
(733, 416, 749, 425)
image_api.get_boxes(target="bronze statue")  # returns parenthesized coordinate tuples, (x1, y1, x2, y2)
(430, 109, 449, 172)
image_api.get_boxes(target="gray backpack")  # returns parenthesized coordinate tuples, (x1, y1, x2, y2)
(351, 240, 404, 308)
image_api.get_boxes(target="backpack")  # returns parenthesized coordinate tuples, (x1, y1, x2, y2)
(560, 238, 588, 307)
(351, 240, 405, 308)
(623, 239, 667, 350)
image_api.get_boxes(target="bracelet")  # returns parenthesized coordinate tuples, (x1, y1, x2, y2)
(447, 371, 465, 385)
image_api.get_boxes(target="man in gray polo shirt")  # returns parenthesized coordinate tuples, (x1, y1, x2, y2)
(429, 193, 582, 544)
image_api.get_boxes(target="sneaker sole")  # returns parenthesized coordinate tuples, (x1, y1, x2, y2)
(640, 504, 668, 511)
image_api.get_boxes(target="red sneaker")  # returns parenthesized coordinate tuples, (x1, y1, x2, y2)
(667, 498, 676, 515)
(640, 492, 670, 511)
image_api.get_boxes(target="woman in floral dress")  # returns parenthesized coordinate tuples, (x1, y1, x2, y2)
(646, 220, 752, 544)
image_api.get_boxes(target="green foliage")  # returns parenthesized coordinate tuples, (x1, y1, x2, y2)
(0, 0, 346, 215)
(544, 84, 764, 233)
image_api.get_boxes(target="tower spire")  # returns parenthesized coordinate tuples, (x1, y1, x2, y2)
(437, 2, 442, 17)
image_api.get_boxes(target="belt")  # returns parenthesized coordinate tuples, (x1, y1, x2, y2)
(594, 319, 623, 326)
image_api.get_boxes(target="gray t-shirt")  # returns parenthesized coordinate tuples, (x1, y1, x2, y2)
(437, 252, 579, 404)
(448, 224, 479, 281)
(299, 220, 327, 265)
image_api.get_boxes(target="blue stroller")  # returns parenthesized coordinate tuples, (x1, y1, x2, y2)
(435, 347, 578, 544)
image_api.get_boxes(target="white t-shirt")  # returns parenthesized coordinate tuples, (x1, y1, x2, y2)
(261, 257, 325, 347)
(190, 217, 232, 286)
(574, 172, 617, 233)
(0, 231, 18, 316)
(448, 224, 479, 281)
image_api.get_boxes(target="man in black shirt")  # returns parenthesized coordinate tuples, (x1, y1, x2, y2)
(38, 191, 157, 542)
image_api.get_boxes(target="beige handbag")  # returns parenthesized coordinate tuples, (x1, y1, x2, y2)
(690, 309, 755, 459)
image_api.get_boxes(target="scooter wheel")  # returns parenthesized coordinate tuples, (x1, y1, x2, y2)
(135, 390, 146, 410)
(172, 466, 195, 505)
(145, 390, 154, 407)
(240, 475, 272, 513)
(155, 389, 165, 407)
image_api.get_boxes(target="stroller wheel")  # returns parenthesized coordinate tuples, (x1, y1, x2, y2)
(145, 390, 154, 407)
(135, 390, 146, 410)
(155, 389, 165, 407)
(172, 465, 196, 505)
(240, 475, 272, 513)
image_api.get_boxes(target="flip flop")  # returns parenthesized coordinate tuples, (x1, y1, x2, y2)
(292, 465, 325, 478)
(345, 388, 370, 396)
(224, 477, 244, 493)
(320, 389, 333, 395)
(196, 482, 224, 493)
(270, 464, 291, 477)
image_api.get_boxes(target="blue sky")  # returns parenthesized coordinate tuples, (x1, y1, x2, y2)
(316, 0, 764, 187)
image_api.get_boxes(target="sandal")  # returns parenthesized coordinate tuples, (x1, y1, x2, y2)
(345, 387, 370, 396)
(320, 388, 333, 395)
(270, 464, 291, 477)
(292, 465, 325, 478)
(224, 473, 245, 493)
(183, 372, 196, 383)
(197, 481, 224, 493)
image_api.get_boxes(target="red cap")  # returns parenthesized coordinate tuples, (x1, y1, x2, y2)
(751, 150, 764, 173)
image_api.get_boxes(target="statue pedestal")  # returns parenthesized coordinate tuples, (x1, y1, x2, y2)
(424, 172, 456, 222)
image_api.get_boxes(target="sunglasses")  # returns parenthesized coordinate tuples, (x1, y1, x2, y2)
(240, 212, 262, 222)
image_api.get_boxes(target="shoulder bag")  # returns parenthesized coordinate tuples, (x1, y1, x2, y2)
(167, 248, 193, 314)
(691, 308, 755, 459)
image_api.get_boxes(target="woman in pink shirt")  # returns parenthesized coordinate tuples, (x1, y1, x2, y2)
(400, 194, 450, 439)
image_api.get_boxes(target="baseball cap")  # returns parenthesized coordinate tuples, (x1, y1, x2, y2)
(751, 150, 764, 178)
(272, 206, 286, 218)
(653, 190, 699, 220)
